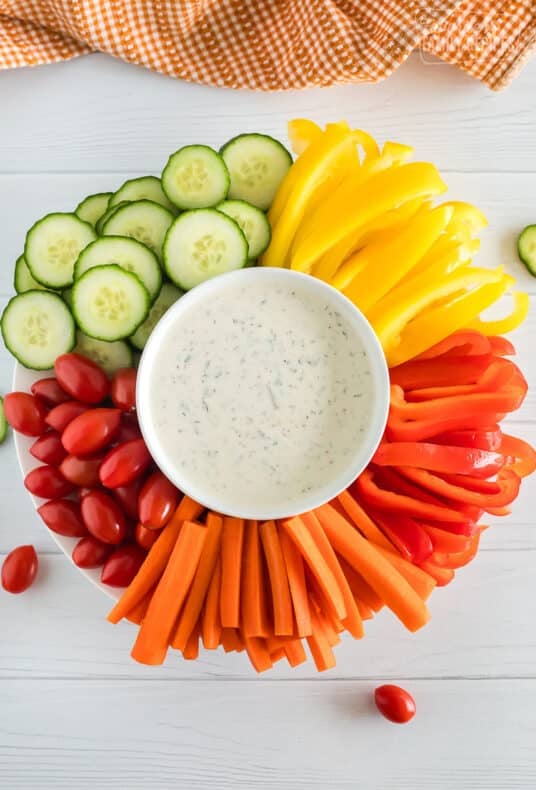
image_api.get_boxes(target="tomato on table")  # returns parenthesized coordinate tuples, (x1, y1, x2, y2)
(72, 536, 112, 569)
(99, 439, 152, 488)
(3, 392, 48, 436)
(1, 545, 38, 594)
(111, 368, 137, 412)
(54, 353, 109, 404)
(37, 499, 88, 537)
(61, 408, 121, 456)
(138, 471, 179, 529)
(31, 377, 70, 407)
(81, 489, 127, 544)
(374, 685, 416, 723)
(101, 544, 146, 587)
(25, 466, 74, 499)
(45, 401, 88, 433)
(60, 453, 105, 487)
(30, 432, 67, 466)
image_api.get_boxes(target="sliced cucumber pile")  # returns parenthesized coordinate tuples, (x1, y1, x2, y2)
(75, 192, 113, 228)
(217, 199, 271, 258)
(162, 145, 230, 210)
(25, 213, 97, 289)
(102, 200, 174, 260)
(14, 255, 50, 294)
(109, 176, 176, 213)
(130, 282, 183, 350)
(164, 209, 248, 290)
(517, 225, 536, 277)
(220, 133, 292, 210)
(96, 201, 129, 235)
(1, 291, 76, 369)
(74, 330, 133, 376)
(74, 236, 162, 301)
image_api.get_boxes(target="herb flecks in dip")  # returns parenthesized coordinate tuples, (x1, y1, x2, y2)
(149, 276, 374, 515)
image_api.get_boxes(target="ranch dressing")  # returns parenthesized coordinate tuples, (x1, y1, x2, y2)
(148, 275, 374, 516)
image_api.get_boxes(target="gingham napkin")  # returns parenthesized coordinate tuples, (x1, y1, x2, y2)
(0, 1, 534, 90)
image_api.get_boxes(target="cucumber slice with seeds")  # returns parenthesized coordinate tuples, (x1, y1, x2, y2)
(220, 133, 292, 210)
(75, 192, 112, 228)
(217, 199, 271, 258)
(75, 330, 133, 376)
(25, 213, 97, 289)
(96, 201, 130, 235)
(102, 200, 174, 260)
(0, 397, 7, 444)
(1, 291, 76, 370)
(130, 282, 183, 350)
(109, 176, 176, 213)
(162, 145, 230, 210)
(14, 255, 51, 294)
(74, 236, 162, 301)
(517, 225, 536, 277)
(163, 208, 248, 290)
(72, 264, 150, 341)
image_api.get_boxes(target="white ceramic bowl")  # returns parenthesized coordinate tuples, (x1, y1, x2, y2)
(137, 268, 389, 520)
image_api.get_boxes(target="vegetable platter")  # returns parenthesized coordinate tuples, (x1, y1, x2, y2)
(1, 119, 534, 675)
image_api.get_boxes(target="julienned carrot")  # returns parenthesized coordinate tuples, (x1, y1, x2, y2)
(356, 601, 374, 620)
(107, 496, 204, 624)
(307, 608, 336, 672)
(202, 554, 222, 649)
(418, 559, 455, 586)
(301, 511, 363, 639)
(260, 520, 294, 636)
(243, 635, 273, 673)
(220, 628, 244, 653)
(315, 503, 430, 632)
(337, 490, 392, 549)
(338, 556, 384, 612)
(131, 520, 207, 665)
(182, 623, 200, 660)
(125, 588, 153, 625)
(171, 512, 223, 651)
(374, 545, 436, 601)
(279, 527, 312, 637)
(241, 520, 270, 638)
(281, 516, 347, 620)
(283, 638, 307, 667)
(220, 517, 245, 628)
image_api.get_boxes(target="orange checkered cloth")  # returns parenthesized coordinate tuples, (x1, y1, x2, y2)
(0, 1, 534, 90)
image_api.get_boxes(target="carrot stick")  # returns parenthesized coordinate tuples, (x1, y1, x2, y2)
(241, 520, 271, 638)
(107, 495, 204, 624)
(271, 647, 286, 663)
(243, 636, 273, 673)
(125, 587, 153, 625)
(337, 490, 392, 549)
(307, 608, 336, 672)
(338, 556, 384, 612)
(279, 526, 312, 637)
(202, 554, 222, 650)
(301, 511, 363, 639)
(315, 503, 430, 632)
(182, 623, 200, 660)
(356, 601, 374, 620)
(220, 517, 245, 628)
(283, 638, 307, 667)
(281, 516, 347, 621)
(171, 512, 223, 651)
(220, 628, 244, 653)
(418, 560, 455, 587)
(131, 520, 207, 665)
(375, 545, 436, 600)
(260, 520, 294, 636)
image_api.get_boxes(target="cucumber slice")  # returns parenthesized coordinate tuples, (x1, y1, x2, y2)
(163, 209, 248, 290)
(75, 192, 112, 228)
(109, 176, 176, 213)
(25, 213, 97, 289)
(14, 255, 50, 294)
(0, 397, 7, 443)
(220, 133, 292, 210)
(96, 201, 130, 235)
(72, 264, 150, 341)
(74, 236, 162, 302)
(102, 200, 174, 260)
(75, 330, 133, 376)
(162, 145, 230, 210)
(130, 282, 183, 350)
(1, 291, 76, 370)
(517, 225, 536, 277)
(217, 199, 271, 258)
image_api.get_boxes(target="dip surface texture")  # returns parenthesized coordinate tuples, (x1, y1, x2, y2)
(148, 275, 374, 516)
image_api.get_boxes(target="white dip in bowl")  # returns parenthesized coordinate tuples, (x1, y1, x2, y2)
(137, 267, 389, 520)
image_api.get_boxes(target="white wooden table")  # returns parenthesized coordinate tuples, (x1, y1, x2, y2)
(1, 52, 535, 789)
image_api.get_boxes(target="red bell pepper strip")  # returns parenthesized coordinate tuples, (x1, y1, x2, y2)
(429, 531, 481, 570)
(389, 354, 492, 390)
(486, 506, 511, 516)
(372, 442, 504, 478)
(387, 409, 506, 443)
(389, 382, 526, 423)
(488, 336, 515, 356)
(431, 427, 502, 451)
(414, 330, 491, 360)
(437, 473, 501, 495)
(369, 510, 433, 564)
(499, 434, 536, 478)
(422, 525, 471, 553)
(417, 560, 455, 586)
(395, 467, 521, 509)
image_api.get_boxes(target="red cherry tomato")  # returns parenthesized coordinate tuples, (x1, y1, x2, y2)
(112, 478, 143, 520)
(31, 377, 70, 406)
(54, 353, 109, 404)
(37, 499, 87, 537)
(3, 392, 48, 436)
(111, 368, 137, 412)
(61, 408, 121, 456)
(99, 439, 152, 488)
(115, 414, 141, 444)
(59, 453, 105, 487)
(374, 685, 416, 724)
(72, 536, 112, 569)
(135, 523, 160, 550)
(25, 466, 74, 499)
(1, 545, 38, 593)
(30, 432, 67, 466)
(101, 544, 145, 587)
(138, 471, 179, 529)
(80, 489, 127, 544)
(45, 401, 88, 432)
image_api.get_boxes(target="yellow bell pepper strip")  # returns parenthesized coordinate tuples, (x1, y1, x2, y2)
(469, 291, 529, 335)
(407, 234, 479, 280)
(442, 201, 488, 235)
(385, 275, 514, 366)
(262, 125, 357, 266)
(381, 141, 414, 164)
(290, 162, 447, 273)
(338, 204, 454, 308)
(354, 129, 381, 162)
(287, 118, 322, 155)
